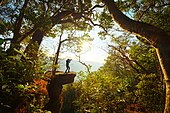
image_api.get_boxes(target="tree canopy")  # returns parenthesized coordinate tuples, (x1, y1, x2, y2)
(0, 0, 170, 112)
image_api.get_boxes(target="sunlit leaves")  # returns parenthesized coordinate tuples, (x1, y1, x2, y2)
(72, 72, 125, 112)
(135, 74, 164, 111)
(129, 43, 159, 74)
(63, 32, 164, 112)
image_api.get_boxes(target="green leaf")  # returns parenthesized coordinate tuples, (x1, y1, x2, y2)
(2, 84, 8, 89)
(0, 38, 4, 45)
(14, 48, 27, 58)
(15, 84, 25, 89)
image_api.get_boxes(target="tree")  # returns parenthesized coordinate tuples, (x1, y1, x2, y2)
(102, 0, 170, 112)
(61, 33, 164, 112)
(0, 0, 97, 57)
(1, 0, 169, 112)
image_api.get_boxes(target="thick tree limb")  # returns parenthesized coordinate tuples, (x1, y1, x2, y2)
(58, 19, 84, 29)
(20, 26, 37, 42)
(103, 0, 170, 47)
(104, 1, 170, 112)
(13, 0, 29, 43)
(51, 11, 73, 25)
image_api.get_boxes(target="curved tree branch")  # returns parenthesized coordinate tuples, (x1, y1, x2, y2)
(104, 1, 170, 112)
(103, 0, 170, 47)
(90, 4, 105, 11)
(77, 55, 91, 74)
(83, 16, 107, 32)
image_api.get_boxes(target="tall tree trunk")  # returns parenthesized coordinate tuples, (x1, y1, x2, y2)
(104, 0, 170, 112)
(24, 29, 43, 59)
(52, 35, 70, 75)
(52, 35, 62, 76)
(7, 0, 29, 55)
(156, 45, 170, 112)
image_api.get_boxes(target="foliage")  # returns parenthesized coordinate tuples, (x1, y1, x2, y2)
(0, 43, 50, 112)
(135, 74, 164, 111)
(0, 0, 95, 112)
(0, 0, 169, 112)
(129, 43, 160, 74)
(14, 79, 49, 113)
(63, 72, 126, 113)
(61, 37, 164, 113)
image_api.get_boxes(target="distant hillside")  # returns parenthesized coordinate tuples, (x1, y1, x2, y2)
(58, 59, 103, 72)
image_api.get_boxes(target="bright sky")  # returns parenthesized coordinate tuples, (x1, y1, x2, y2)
(41, 27, 109, 64)
(40, 5, 111, 66)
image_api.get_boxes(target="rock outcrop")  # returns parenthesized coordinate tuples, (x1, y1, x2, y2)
(44, 71, 76, 113)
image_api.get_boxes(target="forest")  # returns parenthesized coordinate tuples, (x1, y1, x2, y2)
(0, 0, 170, 113)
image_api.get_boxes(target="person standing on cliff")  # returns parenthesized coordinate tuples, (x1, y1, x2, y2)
(65, 59, 72, 73)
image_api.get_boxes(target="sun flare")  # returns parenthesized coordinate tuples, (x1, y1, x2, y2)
(81, 41, 92, 52)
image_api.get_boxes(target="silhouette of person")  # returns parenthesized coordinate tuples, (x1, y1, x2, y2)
(65, 59, 72, 73)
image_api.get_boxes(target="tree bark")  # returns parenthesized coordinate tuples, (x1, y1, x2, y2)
(52, 35, 62, 76)
(7, 0, 29, 55)
(52, 35, 70, 75)
(104, 0, 170, 112)
(24, 29, 43, 59)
